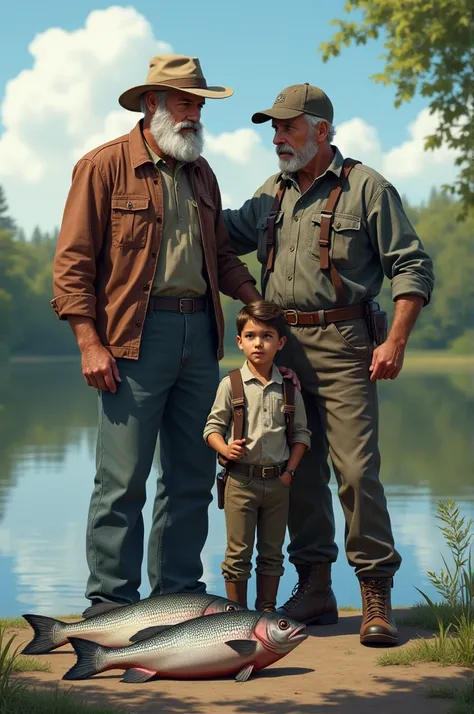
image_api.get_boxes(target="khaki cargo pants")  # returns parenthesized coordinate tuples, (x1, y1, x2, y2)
(277, 317, 402, 578)
(221, 470, 290, 582)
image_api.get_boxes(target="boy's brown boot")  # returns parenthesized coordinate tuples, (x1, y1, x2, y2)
(255, 574, 280, 612)
(225, 580, 248, 608)
(359, 577, 398, 646)
(277, 563, 338, 625)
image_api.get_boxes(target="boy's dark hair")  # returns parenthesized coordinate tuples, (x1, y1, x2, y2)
(236, 300, 287, 338)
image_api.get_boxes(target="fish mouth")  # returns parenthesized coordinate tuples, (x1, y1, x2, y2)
(288, 625, 307, 641)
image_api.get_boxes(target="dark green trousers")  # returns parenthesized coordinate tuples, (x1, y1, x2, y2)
(278, 318, 402, 578)
(85, 308, 219, 604)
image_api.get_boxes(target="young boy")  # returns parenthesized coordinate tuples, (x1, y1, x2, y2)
(203, 300, 311, 611)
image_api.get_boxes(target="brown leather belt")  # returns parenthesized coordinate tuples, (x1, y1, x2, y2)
(285, 304, 365, 327)
(150, 297, 207, 314)
(229, 462, 287, 479)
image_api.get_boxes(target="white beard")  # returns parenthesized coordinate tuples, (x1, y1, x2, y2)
(277, 138, 319, 173)
(150, 106, 204, 163)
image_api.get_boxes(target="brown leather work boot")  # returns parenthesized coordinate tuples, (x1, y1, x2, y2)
(255, 574, 280, 612)
(276, 563, 338, 625)
(359, 577, 398, 646)
(225, 580, 248, 608)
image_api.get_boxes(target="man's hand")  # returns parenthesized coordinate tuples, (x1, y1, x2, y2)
(225, 439, 246, 461)
(81, 343, 121, 392)
(277, 366, 301, 391)
(369, 338, 405, 382)
(279, 470, 292, 486)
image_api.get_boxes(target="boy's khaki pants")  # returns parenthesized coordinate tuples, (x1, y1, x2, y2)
(222, 471, 290, 581)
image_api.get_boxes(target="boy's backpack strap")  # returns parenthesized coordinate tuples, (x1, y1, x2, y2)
(282, 379, 295, 445)
(228, 369, 245, 441)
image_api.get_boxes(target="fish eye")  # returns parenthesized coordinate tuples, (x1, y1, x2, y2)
(225, 604, 237, 612)
(278, 619, 290, 630)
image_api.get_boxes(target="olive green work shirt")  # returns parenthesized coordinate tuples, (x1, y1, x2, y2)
(203, 361, 311, 466)
(146, 143, 207, 297)
(223, 147, 434, 310)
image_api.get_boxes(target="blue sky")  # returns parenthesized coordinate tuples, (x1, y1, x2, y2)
(0, 1, 457, 233)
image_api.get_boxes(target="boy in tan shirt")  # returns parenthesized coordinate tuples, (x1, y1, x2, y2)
(204, 301, 311, 611)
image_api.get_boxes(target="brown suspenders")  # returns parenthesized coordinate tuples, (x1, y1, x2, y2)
(263, 157, 361, 306)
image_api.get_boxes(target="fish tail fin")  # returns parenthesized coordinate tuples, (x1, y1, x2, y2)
(63, 638, 110, 680)
(22, 614, 66, 654)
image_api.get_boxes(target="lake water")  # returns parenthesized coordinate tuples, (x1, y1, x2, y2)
(0, 360, 473, 618)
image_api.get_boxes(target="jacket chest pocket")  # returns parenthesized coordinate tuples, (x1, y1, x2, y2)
(111, 195, 151, 249)
(256, 211, 284, 265)
(308, 212, 361, 269)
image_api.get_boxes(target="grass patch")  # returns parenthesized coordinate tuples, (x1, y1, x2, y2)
(429, 682, 474, 714)
(397, 602, 466, 630)
(10, 657, 50, 674)
(378, 634, 473, 668)
(1, 687, 126, 714)
(339, 606, 359, 612)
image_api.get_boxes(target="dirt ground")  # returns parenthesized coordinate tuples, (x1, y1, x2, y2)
(12, 611, 472, 714)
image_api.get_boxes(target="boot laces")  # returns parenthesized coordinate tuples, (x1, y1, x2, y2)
(282, 565, 316, 611)
(363, 579, 389, 621)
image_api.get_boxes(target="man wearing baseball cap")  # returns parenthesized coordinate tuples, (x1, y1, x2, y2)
(223, 83, 434, 645)
(52, 55, 261, 615)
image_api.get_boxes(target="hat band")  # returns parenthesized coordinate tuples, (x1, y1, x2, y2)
(157, 77, 208, 89)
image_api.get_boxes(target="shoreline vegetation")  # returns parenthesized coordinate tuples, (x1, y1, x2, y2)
(8, 349, 474, 372)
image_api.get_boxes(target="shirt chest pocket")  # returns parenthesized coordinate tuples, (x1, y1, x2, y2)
(270, 393, 287, 428)
(196, 193, 215, 241)
(111, 195, 151, 249)
(189, 199, 202, 243)
(308, 212, 361, 270)
(256, 211, 284, 265)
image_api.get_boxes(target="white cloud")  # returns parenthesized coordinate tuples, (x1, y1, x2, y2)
(0, 7, 460, 233)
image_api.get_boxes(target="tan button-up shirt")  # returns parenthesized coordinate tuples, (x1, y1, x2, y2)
(145, 144, 207, 297)
(51, 121, 256, 360)
(203, 362, 311, 466)
(223, 147, 434, 310)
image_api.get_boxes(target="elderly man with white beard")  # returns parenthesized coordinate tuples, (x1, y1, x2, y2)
(223, 83, 434, 645)
(51, 55, 261, 615)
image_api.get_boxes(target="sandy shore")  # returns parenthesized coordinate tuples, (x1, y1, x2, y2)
(9, 610, 472, 714)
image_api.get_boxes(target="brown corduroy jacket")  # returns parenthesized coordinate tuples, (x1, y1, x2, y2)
(51, 121, 255, 360)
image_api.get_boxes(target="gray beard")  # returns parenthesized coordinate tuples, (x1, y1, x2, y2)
(277, 138, 319, 173)
(150, 107, 204, 163)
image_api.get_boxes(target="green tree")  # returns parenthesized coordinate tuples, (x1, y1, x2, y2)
(0, 185, 15, 232)
(319, 0, 474, 217)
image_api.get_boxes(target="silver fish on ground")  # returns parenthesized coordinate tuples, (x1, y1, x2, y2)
(63, 610, 307, 683)
(22, 593, 244, 655)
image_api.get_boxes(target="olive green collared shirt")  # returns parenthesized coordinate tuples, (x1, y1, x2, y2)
(146, 143, 207, 298)
(223, 147, 434, 310)
(203, 361, 311, 466)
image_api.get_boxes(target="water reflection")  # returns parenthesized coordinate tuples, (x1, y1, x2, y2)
(0, 361, 473, 616)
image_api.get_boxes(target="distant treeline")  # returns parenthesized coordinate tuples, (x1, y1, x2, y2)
(0, 185, 473, 359)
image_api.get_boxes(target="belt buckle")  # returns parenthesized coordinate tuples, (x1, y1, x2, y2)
(261, 466, 273, 479)
(285, 310, 298, 326)
(179, 298, 194, 314)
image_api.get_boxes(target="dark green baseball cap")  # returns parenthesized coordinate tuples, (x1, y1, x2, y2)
(252, 83, 334, 124)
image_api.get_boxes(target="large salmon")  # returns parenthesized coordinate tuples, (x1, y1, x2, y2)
(63, 610, 307, 683)
(22, 593, 244, 654)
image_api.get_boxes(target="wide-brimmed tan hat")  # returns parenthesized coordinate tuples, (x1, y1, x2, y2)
(252, 83, 333, 124)
(119, 54, 234, 112)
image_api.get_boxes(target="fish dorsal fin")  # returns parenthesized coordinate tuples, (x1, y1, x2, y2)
(122, 668, 156, 684)
(235, 664, 254, 682)
(129, 626, 171, 643)
(82, 602, 123, 619)
(225, 639, 257, 655)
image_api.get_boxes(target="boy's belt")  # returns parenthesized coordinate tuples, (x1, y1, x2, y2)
(150, 297, 206, 314)
(229, 462, 287, 479)
(285, 304, 365, 327)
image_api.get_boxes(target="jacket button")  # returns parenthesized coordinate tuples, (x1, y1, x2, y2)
(152, 252, 157, 258)
(136, 321, 141, 327)
(143, 284, 150, 291)
(127, 201, 133, 209)
(335, 221, 341, 228)
(156, 216, 162, 223)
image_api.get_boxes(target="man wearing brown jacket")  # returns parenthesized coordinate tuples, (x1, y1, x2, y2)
(51, 55, 260, 615)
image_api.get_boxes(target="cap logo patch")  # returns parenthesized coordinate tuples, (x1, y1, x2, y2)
(275, 93, 286, 104)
